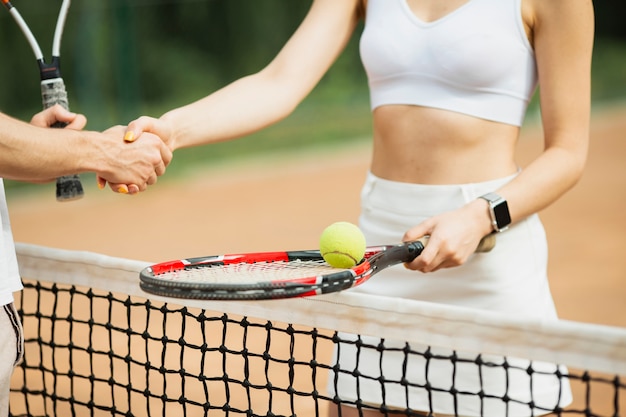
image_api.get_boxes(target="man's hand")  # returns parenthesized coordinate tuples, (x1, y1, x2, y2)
(30, 104, 87, 130)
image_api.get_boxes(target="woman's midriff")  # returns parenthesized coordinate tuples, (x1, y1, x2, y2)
(369, 105, 521, 185)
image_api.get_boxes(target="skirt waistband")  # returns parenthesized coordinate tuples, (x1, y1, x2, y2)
(362, 171, 519, 214)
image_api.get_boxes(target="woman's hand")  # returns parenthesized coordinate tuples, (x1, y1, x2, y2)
(402, 199, 493, 272)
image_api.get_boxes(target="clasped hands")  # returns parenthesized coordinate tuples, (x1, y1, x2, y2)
(33, 106, 171, 195)
(97, 116, 172, 195)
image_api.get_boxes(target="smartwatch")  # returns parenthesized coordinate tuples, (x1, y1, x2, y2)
(479, 192, 511, 233)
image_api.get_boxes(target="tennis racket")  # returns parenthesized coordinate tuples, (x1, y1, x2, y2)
(2, 0, 84, 201)
(139, 234, 496, 301)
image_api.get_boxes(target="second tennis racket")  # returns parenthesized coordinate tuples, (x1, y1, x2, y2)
(139, 234, 496, 301)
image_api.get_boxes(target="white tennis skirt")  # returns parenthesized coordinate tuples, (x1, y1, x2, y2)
(328, 172, 572, 416)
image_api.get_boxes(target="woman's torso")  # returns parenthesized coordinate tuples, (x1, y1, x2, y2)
(360, 0, 537, 184)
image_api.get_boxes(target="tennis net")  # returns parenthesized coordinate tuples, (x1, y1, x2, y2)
(9, 243, 626, 417)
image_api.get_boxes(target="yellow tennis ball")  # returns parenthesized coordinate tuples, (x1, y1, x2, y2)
(319, 221, 366, 268)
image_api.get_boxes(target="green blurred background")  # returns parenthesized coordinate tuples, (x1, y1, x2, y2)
(1, 0, 624, 186)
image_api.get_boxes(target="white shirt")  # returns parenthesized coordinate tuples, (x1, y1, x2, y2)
(360, 0, 537, 126)
(0, 179, 22, 306)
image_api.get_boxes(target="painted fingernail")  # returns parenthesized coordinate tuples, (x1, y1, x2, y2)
(118, 185, 129, 194)
(124, 131, 135, 142)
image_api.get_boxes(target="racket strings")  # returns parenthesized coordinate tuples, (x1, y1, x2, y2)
(155, 259, 341, 284)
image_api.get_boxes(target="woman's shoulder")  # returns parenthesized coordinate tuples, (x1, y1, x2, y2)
(524, 0, 593, 24)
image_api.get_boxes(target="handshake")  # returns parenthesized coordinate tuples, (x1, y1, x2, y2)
(30, 105, 175, 196)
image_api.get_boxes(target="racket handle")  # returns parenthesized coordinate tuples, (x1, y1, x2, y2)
(476, 233, 496, 252)
(41, 78, 84, 201)
(416, 233, 496, 254)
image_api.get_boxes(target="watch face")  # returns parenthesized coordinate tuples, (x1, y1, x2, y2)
(493, 201, 511, 227)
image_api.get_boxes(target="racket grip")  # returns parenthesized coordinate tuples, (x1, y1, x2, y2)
(41, 78, 84, 201)
(416, 233, 496, 253)
(476, 233, 496, 252)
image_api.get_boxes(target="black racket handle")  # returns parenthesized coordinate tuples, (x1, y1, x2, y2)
(372, 234, 496, 273)
(416, 234, 496, 254)
(41, 77, 84, 201)
(398, 234, 496, 263)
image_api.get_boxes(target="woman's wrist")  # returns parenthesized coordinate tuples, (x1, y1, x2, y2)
(467, 198, 498, 236)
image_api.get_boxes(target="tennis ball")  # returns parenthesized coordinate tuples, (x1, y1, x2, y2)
(319, 221, 366, 268)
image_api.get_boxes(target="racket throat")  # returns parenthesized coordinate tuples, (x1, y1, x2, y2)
(38, 56, 62, 81)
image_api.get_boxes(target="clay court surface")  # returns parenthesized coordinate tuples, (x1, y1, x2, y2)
(6, 105, 626, 328)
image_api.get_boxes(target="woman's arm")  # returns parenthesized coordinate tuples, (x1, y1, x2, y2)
(403, 0, 595, 272)
(497, 0, 594, 221)
(126, 0, 362, 152)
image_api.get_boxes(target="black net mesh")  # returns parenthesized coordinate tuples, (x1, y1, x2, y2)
(9, 279, 625, 417)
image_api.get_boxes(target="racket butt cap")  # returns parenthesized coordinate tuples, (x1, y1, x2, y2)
(476, 234, 496, 252)
(56, 175, 84, 201)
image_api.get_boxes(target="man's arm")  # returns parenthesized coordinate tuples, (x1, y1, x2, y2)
(0, 108, 172, 191)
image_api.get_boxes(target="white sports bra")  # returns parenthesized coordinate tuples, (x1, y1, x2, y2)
(360, 0, 537, 126)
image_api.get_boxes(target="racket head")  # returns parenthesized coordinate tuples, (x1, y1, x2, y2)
(52, 0, 70, 57)
(139, 235, 496, 301)
(139, 243, 423, 301)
